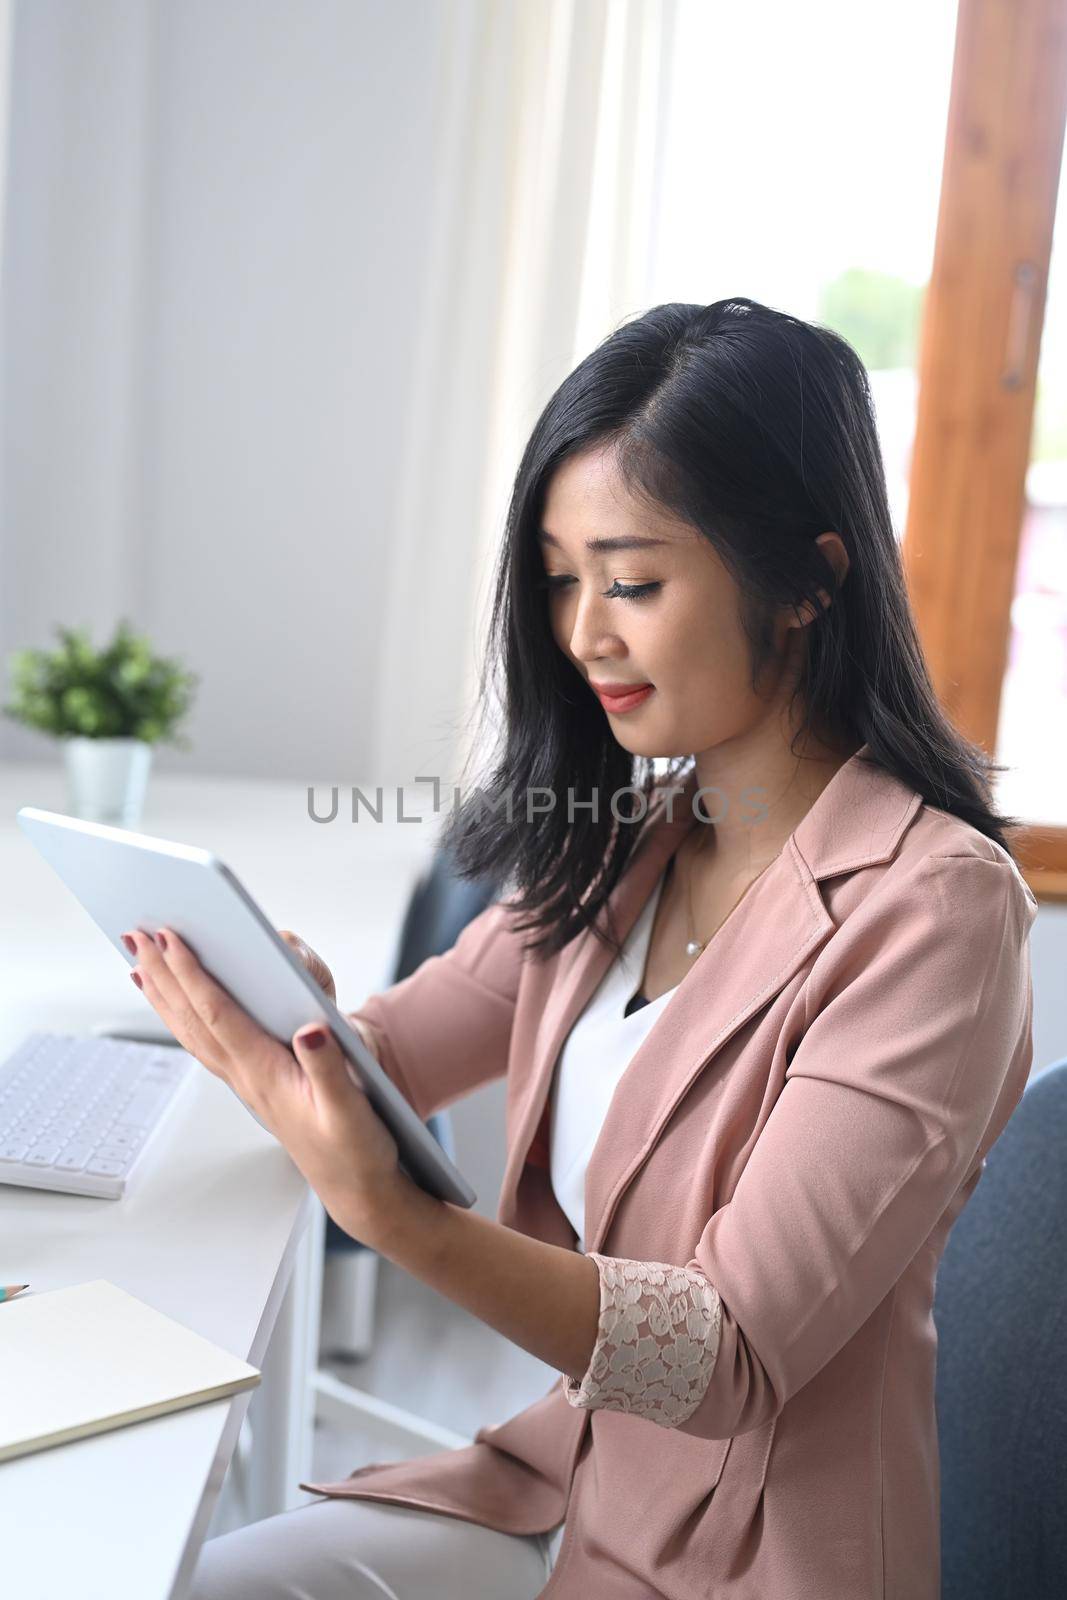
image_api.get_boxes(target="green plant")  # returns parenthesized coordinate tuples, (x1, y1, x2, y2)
(817, 268, 925, 372)
(3, 620, 199, 746)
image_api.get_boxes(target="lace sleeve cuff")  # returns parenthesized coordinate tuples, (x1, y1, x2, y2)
(562, 1253, 723, 1427)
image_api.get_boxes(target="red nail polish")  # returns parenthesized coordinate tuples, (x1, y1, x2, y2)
(156, 931, 168, 952)
(302, 1029, 326, 1050)
(122, 934, 136, 956)
(130, 971, 143, 990)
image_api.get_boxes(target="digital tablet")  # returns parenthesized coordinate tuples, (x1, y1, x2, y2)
(15, 806, 476, 1208)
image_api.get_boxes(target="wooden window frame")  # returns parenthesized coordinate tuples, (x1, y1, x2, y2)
(903, 0, 1067, 902)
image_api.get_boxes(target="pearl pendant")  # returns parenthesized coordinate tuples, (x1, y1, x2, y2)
(685, 939, 704, 958)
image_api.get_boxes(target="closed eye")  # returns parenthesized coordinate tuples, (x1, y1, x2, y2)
(539, 577, 661, 602)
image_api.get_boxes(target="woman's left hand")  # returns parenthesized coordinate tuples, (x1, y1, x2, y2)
(123, 925, 405, 1246)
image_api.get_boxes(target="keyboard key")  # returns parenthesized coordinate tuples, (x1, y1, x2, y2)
(81, 1119, 116, 1140)
(85, 1157, 128, 1177)
(25, 1144, 63, 1166)
(0, 1141, 30, 1161)
(104, 1128, 145, 1152)
(49, 1121, 82, 1142)
(56, 1143, 95, 1171)
(94, 1144, 135, 1164)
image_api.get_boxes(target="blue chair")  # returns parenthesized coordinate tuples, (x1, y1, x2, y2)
(320, 845, 501, 1352)
(933, 1056, 1067, 1599)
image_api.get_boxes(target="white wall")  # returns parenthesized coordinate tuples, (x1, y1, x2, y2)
(0, 0, 450, 783)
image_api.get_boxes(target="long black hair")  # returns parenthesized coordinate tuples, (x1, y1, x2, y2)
(439, 297, 1023, 960)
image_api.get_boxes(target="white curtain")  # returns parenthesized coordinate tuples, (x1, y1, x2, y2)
(373, 0, 677, 795)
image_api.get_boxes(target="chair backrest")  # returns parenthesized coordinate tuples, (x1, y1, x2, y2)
(933, 1056, 1067, 1599)
(390, 850, 502, 984)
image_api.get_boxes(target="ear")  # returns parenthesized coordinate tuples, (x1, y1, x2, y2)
(813, 530, 849, 591)
(788, 532, 850, 628)
(791, 597, 827, 627)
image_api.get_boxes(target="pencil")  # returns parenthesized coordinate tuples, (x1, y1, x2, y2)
(0, 1283, 29, 1302)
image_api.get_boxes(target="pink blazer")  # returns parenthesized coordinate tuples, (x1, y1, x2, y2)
(301, 743, 1038, 1599)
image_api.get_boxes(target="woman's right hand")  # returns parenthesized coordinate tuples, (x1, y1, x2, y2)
(278, 928, 382, 1062)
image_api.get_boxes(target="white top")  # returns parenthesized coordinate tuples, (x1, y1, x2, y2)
(549, 866, 679, 1253)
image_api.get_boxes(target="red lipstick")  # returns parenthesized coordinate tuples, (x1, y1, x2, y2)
(589, 680, 655, 714)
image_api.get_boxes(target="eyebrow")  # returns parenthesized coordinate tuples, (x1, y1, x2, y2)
(537, 529, 670, 554)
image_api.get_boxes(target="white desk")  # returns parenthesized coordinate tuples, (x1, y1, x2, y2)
(0, 759, 437, 1598)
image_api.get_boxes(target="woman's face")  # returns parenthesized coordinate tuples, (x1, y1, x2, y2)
(539, 441, 807, 761)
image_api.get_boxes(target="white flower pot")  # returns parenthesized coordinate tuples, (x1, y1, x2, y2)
(63, 736, 154, 827)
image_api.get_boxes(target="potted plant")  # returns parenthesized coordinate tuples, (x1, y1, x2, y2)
(3, 620, 199, 826)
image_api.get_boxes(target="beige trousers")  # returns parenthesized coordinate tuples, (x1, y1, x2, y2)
(187, 1495, 565, 1600)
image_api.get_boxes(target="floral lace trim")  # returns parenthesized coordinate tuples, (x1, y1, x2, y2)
(562, 1254, 723, 1426)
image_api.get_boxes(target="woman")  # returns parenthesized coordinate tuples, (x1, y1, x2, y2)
(132, 298, 1037, 1598)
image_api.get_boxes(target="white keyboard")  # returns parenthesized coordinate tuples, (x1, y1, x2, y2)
(0, 1032, 196, 1199)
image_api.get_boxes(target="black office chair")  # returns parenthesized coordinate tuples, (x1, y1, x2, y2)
(319, 844, 502, 1354)
(933, 1055, 1067, 1599)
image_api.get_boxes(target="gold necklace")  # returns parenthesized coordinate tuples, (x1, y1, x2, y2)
(682, 828, 775, 959)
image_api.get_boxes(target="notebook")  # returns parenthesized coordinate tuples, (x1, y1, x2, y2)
(0, 1278, 261, 1463)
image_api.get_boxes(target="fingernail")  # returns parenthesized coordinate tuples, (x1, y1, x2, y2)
(130, 971, 143, 990)
(156, 931, 168, 952)
(301, 1029, 327, 1050)
(122, 934, 137, 956)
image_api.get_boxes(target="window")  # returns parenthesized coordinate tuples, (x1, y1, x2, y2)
(995, 151, 1067, 831)
(644, 0, 1067, 896)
